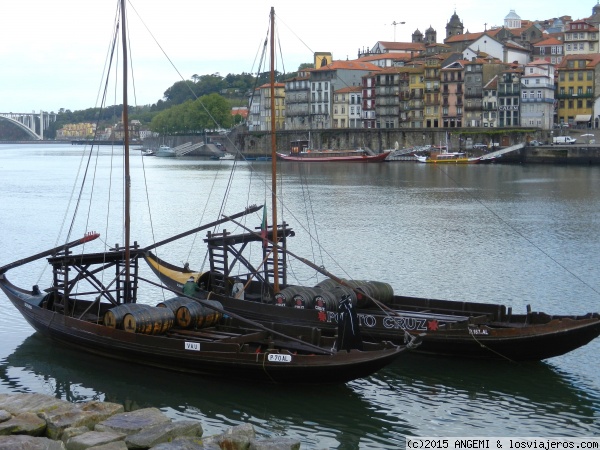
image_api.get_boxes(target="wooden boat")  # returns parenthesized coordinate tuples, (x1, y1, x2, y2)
(145, 250, 600, 362)
(0, 5, 410, 384)
(414, 151, 480, 164)
(277, 140, 389, 162)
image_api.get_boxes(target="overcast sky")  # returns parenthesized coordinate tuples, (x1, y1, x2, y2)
(0, 0, 593, 113)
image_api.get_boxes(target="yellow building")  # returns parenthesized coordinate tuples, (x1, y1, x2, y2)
(56, 122, 96, 140)
(259, 82, 286, 131)
(556, 54, 600, 128)
(423, 55, 444, 128)
(406, 63, 425, 128)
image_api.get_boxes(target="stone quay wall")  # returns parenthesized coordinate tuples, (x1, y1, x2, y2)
(233, 128, 548, 155)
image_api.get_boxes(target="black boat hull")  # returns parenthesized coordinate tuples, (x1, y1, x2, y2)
(144, 252, 600, 362)
(0, 275, 405, 384)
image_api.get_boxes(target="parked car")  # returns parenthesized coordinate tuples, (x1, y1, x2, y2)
(472, 143, 487, 150)
(529, 140, 543, 146)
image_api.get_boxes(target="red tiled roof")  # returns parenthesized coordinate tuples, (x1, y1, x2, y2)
(357, 53, 413, 63)
(534, 37, 563, 47)
(315, 60, 383, 71)
(335, 86, 362, 93)
(445, 32, 484, 43)
(375, 41, 427, 52)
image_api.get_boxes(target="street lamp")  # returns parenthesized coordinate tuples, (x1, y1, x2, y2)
(388, 21, 406, 41)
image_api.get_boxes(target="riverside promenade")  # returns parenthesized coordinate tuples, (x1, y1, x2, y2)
(0, 392, 300, 449)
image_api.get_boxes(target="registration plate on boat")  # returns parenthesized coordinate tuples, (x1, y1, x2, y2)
(267, 354, 292, 363)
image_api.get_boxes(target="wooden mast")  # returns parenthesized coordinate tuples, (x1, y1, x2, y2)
(269, 7, 279, 292)
(120, 0, 131, 301)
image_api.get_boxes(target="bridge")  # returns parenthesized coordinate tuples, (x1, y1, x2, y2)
(0, 111, 57, 140)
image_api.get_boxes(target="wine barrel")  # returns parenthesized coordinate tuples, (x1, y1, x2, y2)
(291, 287, 321, 309)
(313, 289, 339, 312)
(104, 303, 152, 329)
(353, 281, 394, 307)
(157, 296, 195, 312)
(274, 286, 306, 307)
(176, 300, 223, 329)
(329, 285, 358, 307)
(315, 278, 343, 290)
(122, 307, 175, 334)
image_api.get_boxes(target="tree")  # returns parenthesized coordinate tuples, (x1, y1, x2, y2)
(149, 93, 232, 134)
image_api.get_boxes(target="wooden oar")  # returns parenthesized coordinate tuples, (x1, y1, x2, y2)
(142, 205, 262, 252)
(0, 232, 100, 275)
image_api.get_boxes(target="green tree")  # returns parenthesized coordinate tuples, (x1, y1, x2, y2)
(149, 93, 232, 134)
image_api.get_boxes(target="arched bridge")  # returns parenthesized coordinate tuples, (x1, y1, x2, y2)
(0, 111, 57, 140)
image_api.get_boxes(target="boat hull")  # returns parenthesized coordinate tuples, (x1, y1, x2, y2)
(415, 155, 480, 164)
(277, 152, 389, 162)
(144, 253, 600, 362)
(0, 275, 404, 384)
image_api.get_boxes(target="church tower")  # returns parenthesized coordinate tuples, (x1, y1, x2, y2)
(412, 29, 423, 43)
(446, 10, 464, 39)
(425, 26, 437, 44)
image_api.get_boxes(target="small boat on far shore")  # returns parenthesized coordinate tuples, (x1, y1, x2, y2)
(414, 151, 480, 164)
(277, 140, 388, 163)
(156, 145, 176, 157)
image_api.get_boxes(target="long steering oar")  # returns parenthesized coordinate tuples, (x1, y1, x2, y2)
(0, 232, 100, 275)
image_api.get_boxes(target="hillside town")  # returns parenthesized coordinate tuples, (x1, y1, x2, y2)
(53, 4, 599, 141)
(247, 4, 599, 133)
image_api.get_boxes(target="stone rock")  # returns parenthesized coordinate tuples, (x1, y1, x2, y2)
(42, 401, 124, 440)
(150, 436, 220, 449)
(0, 434, 66, 449)
(64, 430, 126, 450)
(88, 442, 129, 450)
(0, 393, 71, 415)
(125, 420, 203, 449)
(0, 410, 11, 423)
(249, 438, 301, 450)
(223, 423, 256, 439)
(61, 426, 92, 443)
(0, 411, 46, 436)
(94, 407, 171, 435)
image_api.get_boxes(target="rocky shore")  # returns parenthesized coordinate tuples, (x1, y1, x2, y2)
(0, 393, 300, 449)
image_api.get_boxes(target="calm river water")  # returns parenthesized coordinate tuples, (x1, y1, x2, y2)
(0, 143, 599, 448)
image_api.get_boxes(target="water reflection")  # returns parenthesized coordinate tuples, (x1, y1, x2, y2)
(359, 354, 600, 436)
(0, 333, 406, 448)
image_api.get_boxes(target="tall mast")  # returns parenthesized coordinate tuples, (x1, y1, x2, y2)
(120, 0, 131, 300)
(269, 6, 279, 292)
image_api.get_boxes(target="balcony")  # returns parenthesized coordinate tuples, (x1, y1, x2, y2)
(521, 97, 556, 104)
(464, 90, 483, 99)
(556, 93, 593, 99)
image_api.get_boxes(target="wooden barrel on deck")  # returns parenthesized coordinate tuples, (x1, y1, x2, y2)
(328, 286, 358, 307)
(315, 278, 344, 290)
(104, 303, 152, 329)
(274, 286, 306, 307)
(157, 296, 194, 313)
(313, 289, 339, 312)
(353, 281, 394, 307)
(290, 287, 321, 309)
(175, 300, 223, 329)
(122, 307, 175, 334)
